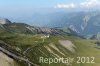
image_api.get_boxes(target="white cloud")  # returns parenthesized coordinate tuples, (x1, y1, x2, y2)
(80, 0, 100, 8)
(54, 3, 76, 9)
(54, 0, 100, 9)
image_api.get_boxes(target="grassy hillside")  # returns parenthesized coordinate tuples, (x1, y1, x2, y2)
(0, 22, 99, 66)
(0, 33, 100, 66)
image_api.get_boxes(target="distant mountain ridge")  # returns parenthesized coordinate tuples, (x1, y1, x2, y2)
(50, 11, 100, 36)
(30, 11, 100, 36)
(0, 18, 79, 37)
(3, 11, 100, 37)
(1, 11, 100, 37)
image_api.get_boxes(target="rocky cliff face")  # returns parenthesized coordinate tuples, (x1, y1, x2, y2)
(0, 51, 16, 66)
(0, 18, 11, 25)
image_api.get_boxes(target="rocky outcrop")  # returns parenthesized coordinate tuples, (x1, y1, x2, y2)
(0, 18, 11, 25)
(0, 51, 15, 66)
(36, 27, 61, 34)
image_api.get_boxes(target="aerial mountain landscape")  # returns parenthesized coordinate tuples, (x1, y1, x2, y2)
(0, 0, 100, 66)
(0, 11, 100, 66)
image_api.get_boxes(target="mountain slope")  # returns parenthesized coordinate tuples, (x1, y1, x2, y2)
(0, 18, 100, 66)
(49, 11, 100, 36)
(0, 18, 79, 37)
(0, 34, 100, 66)
(30, 11, 100, 36)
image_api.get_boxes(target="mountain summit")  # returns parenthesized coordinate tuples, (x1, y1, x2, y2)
(0, 18, 11, 25)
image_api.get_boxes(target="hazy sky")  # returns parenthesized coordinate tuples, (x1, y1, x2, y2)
(0, 0, 82, 8)
(0, 0, 85, 18)
(0, 0, 99, 14)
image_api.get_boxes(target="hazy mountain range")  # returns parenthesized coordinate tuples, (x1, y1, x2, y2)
(1, 11, 100, 38)
(30, 11, 100, 37)
(0, 18, 78, 37)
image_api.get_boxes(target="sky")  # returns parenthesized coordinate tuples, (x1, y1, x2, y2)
(0, 0, 99, 11)
(0, 0, 85, 17)
(0, 0, 83, 8)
